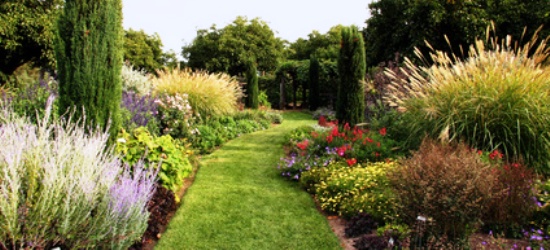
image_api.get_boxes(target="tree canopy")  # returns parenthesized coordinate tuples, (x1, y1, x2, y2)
(364, 0, 550, 67)
(124, 29, 166, 74)
(183, 16, 285, 76)
(287, 25, 343, 61)
(0, 0, 62, 82)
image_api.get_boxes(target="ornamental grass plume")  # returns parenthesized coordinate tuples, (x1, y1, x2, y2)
(153, 68, 244, 118)
(0, 100, 156, 249)
(386, 26, 550, 174)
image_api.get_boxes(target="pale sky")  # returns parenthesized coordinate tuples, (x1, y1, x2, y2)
(122, 1, 372, 59)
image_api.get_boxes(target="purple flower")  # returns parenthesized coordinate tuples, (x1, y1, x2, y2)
(121, 91, 158, 128)
(108, 161, 157, 218)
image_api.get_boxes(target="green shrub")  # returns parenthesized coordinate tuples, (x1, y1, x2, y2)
(258, 90, 271, 109)
(389, 139, 498, 247)
(266, 111, 283, 124)
(284, 125, 315, 145)
(153, 68, 244, 118)
(315, 161, 399, 221)
(1, 75, 58, 125)
(155, 93, 199, 139)
(186, 112, 271, 154)
(116, 127, 193, 196)
(387, 33, 550, 174)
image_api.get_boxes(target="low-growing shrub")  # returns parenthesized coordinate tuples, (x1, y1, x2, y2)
(266, 111, 283, 124)
(121, 63, 152, 95)
(283, 125, 315, 146)
(155, 92, 199, 139)
(186, 112, 272, 154)
(345, 213, 379, 238)
(389, 139, 498, 247)
(354, 234, 389, 250)
(0, 106, 156, 249)
(1, 74, 58, 125)
(312, 107, 336, 121)
(116, 127, 193, 196)
(483, 161, 537, 238)
(315, 161, 399, 220)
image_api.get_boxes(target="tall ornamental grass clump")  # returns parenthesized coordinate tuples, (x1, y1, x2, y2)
(386, 31, 550, 173)
(0, 103, 156, 249)
(153, 68, 244, 118)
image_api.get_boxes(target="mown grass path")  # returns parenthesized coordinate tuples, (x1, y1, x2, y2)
(156, 112, 342, 250)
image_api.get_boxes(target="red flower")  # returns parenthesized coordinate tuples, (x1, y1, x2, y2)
(489, 150, 503, 160)
(331, 126, 339, 137)
(379, 128, 387, 136)
(376, 142, 381, 148)
(346, 158, 357, 166)
(337, 146, 347, 157)
(363, 137, 374, 144)
(344, 123, 351, 131)
(375, 152, 380, 157)
(326, 135, 333, 143)
(297, 140, 309, 150)
(319, 116, 328, 127)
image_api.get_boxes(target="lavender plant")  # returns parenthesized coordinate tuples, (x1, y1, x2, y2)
(120, 90, 160, 135)
(0, 102, 156, 249)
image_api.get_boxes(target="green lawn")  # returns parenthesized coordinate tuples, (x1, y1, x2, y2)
(155, 111, 342, 250)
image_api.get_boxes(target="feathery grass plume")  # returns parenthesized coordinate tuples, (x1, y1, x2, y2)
(0, 103, 156, 249)
(153, 68, 244, 118)
(386, 27, 550, 174)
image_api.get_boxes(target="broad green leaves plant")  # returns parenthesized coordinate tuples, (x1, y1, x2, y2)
(116, 127, 193, 196)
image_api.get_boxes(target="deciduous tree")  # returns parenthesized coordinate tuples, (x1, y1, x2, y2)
(183, 16, 285, 76)
(0, 0, 62, 82)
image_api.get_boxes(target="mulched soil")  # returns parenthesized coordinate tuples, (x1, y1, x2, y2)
(130, 159, 200, 250)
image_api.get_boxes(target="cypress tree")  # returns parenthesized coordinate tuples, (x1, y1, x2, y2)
(309, 56, 321, 111)
(245, 60, 259, 109)
(55, 0, 123, 142)
(336, 26, 366, 125)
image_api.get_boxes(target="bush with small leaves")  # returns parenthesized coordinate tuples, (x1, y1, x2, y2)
(389, 138, 498, 247)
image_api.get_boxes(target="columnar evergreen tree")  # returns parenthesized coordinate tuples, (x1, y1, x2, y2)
(309, 56, 321, 111)
(336, 26, 366, 125)
(55, 0, 123, 141)
(245, 60, 259, 109)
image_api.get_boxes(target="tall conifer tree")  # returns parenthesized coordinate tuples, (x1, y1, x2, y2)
(309, 56, 321, 111)
(336, 26, 366, 125)
(56, 0, 123, 141)
(246, 60, 259, 109)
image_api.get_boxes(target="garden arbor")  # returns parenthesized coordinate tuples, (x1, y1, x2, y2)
(275, 61, 307, 110)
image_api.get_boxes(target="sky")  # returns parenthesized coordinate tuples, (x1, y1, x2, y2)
(122, 0, 372, 59)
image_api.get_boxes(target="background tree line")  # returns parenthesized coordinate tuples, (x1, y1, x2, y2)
(2, 0, 549, 102)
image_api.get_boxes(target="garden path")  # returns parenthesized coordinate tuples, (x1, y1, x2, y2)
(155, 112, 342, 250)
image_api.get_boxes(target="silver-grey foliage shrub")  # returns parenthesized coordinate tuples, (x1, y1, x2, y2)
(0, 99, 157, 249)
(121, 63, 152, 95)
